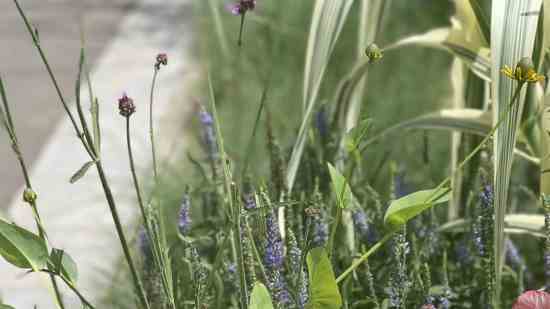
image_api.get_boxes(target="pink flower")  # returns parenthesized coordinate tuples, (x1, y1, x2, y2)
(513, 290, 550, 309)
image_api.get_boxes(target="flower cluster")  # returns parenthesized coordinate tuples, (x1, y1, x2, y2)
(229, 0, 256, 16)
(118, 94, 135, 117)
(264, 211, 284, 270)
(178, 192, 191, 236)
(155, 53, 168, 70)
(501, 57, 544, 83)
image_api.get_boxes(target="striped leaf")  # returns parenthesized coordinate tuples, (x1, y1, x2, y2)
(287, 0, 354, 193)
(490, 0, 542, 303)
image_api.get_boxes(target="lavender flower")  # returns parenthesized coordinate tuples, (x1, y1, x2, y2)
(311, 210, 329, 247)
(229, 0, 256, 15)
(199, 108, 219, 164)
(315, 106, 328, 139)
(352, 209, 370, 242)
(269, 271, 291, 306)
(298, 270, 309, 309)
(178, 193, 191, 236)
(242, 193, 256, 210)
(286, 230, 302, 273)
(386, 232, 411, 308)
(505, 239, 525, 272)
(264, 211, 284, 270)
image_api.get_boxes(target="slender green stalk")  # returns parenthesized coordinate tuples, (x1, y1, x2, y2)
(0, 76, 66, 309)
(13, 2, 150, 306)
(149, 68, 160, 184)
(42, 269, 96, 309)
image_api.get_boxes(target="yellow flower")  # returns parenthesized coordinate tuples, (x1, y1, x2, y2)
(501, 57, 545, 83)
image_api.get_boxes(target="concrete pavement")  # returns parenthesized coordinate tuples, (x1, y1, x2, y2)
(0, 0, 197, 307)
(0, 0, 133, 207)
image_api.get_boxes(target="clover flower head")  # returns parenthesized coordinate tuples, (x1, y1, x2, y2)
(155, 53, 168, 70)
(118, 93, 135, 117)
(229, 0, 256, 16)
(501, 57, 544, 83)
(512, 290, 550, 309)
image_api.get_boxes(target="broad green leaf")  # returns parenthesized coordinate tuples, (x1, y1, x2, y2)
(287, 0, 355, 194)
(306, 247, 342, 309)
(0, 218, 48, 271)
(249, 282, 274, 309)
(384, 188, 451, 229)
(491, 0, 542, 297)
(69, 161, 95, 184)
(0, 304, 16, 309)
(327, 163, 351, 209)
(48, 248, 78, 285)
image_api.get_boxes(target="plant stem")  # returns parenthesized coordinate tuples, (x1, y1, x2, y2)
(0, 76, 65, 309)
(336, 233, 393, 284)
(149, 68, 160, 184)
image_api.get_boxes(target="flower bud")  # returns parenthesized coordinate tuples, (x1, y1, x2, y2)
(365, 43, 383, 61)
(155, 53, 168, 70)
(23, 188, 37, 204)
(118, 94, 135, 117)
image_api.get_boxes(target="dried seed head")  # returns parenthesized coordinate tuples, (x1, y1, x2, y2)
(23, 188, 37, 204)
(155, 53, 168, 70)
(118, 94, 135, 117)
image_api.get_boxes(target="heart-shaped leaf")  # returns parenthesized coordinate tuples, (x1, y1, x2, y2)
(69, 161, 95, 184)
(306, 247, 342, 309)
(327, 163, 352, 209)
(249, 282, 274, 309)
(384, 188, 451, 230)
(0, 218, 48, 271)
(48, 248, 78, 285)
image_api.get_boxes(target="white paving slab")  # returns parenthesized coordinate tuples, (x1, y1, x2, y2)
(0, 0, 195, 307)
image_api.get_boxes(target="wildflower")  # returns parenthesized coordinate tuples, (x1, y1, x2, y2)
(298, 270, 309, 309)
(386, 232, 411, 308)
(22, 188, 37, 204)
(505, 239, 525, 272)
(178, 193, 191, 236)
(315, 106, 329, 139)
(352, 209, 370, 242)
(311, 212, 329, 247)
(199, 108, 219, 168)
(365, 43, 383, 62)
(264, 211, 284, 270)
(454, 239, 474, 267)
(155, 53, 168, 70)
(286, 230, 302, 273)
(501, 57, 544, 83)
(271, 273, 291, 306)
(229, 0, 256, 16)
(118, 93, 135, 117)
(512, 290, 550, 309)
(138, 227, 152, 263)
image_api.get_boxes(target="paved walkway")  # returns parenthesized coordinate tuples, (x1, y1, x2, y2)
(0, 0, 196, 307)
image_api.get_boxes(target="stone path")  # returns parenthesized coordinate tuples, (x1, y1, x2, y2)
(0, 0, 196, 307)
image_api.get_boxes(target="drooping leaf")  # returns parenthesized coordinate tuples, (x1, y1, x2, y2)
(249, 282, 274, 309)
(306, 247, 342, 309)
(384, 188, 451, 230)
(327, 163, 352, 209)
(91, 98, 101, 154)
(69, 161, 95, 184)
(344, 118, 372, 153)
(48, 248, 78, 285)
(0, 218, 48, 271)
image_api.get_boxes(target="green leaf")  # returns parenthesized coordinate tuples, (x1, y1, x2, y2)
(0, 218, 48, 271)
(327, 163, 352, 209)
(0, 304, 16, 309)
(69, 161, 95, 184)
(249, 282, 274, 309)
(91, 98, 101, 154)
(306, 247, 342, 309)
(384, 188, 451, 229)
(48, 248, 78, 285)
(344, 118, 372, 153)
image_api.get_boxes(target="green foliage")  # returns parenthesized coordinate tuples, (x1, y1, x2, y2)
(0, 218, 48, 271)
(69, 161, 95, 184)
(249, 282, 274, 309)
(306, 247, 342, 309)
(48, 248, 78, 285)
(327, 163, 352, 209)
(384, 188, 451, 230)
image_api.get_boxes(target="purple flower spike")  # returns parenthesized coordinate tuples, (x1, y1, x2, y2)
(264, 211, 284, 270)
(178, 193, 191, 236)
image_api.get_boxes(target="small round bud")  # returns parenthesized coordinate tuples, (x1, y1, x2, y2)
(23, 188, 37, 204)
(155, 53, 168, 70)
(365, 43, 383, 61)
(118, 94, 135, 117)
